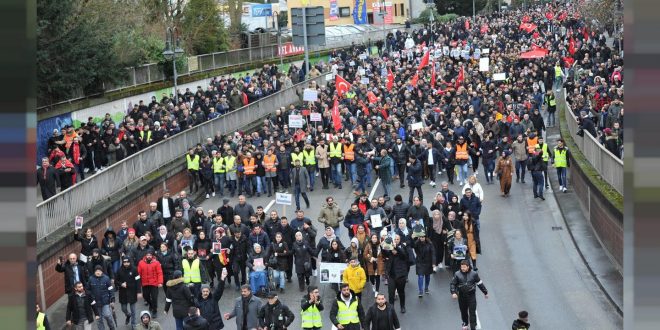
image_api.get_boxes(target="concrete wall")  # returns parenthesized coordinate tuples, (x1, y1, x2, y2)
(568, 151, 623, 270)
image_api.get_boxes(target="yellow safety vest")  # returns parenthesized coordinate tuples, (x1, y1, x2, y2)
(186, 154, 200, 171)
(140, 130, 152, 144)
(292, 152, 304, 164)
(555, 65, 562, 78)
(329, 143, 342, 158)
(224, 156, 236, 173)
(539, 143, 549, 162)
(548, 96, 556, 107)
(346, 91, 356, 99)
(554, 148, 567, 168)
(336, 298, 361, 325)
(303, 149, 316, 165)
(36, 312, 46, 330)
(213, 157, 225, 173)
(301, 304, 323, 328)
(182, 258, 202, 283)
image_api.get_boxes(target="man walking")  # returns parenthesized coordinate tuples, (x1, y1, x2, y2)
(364, 293, 401, 330)
(292, 159, 311, 210)
(224, 284, 262, 330)
(37, 157, 59, 200)
(88, 265, 116, 330)
(450, 260, 489, 330)
(300, 285, 324, 330)
(116, 257, 139, 327)
(406, 155, 423, 205)
(529, 146, 546, 200)
(137, 251, 164, 318)
(258, 292, 295, 330)
(329, 283, 365, 330)
(551, 138, 570, 192)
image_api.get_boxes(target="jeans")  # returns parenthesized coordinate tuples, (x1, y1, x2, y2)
(365, 163, 373, 186)
(75, 163, 85, 182)
(484, 159, 496, 183)
(515, 160, 527, 181)
(306, 166, 316, 189)
(175, 317, 184, 330)
(187, 170, 199, 192)
(72, 319, 92, 330)
(345, 162, 357, 184)
(556, 167, 567, 187)
(278, 169, 291, 189)
(331, 163, 343, 186)
(417, 274, 431, 293)
(547, 110, 556, 127)
(532, 171, 544, 197)
(356, 176, 367, 194)
(227, 179, 237, 195)
(111, 260, 120, 277)
(272, 269, 286, 289)
(97, 304, 116, 330)
(382, 180, 392, 197)
(214, 173, 225, 195)
(256, 176, 267, 194)
(456, 163, 469, 183)
(121, 302, 136, 327)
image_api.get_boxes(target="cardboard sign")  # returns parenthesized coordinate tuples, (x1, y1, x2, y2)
(411, 122, 424, 131)
(74, 216, 83, 230)
(288, 115, 304, 128)
(303, 89, 318, 102)
(479, 58, 490, 72)
(276, 192, 292, 205)
(360, 77, 370, 85)
(370, 214, 383, 228)
(310, 113, 322, 122)
(358, 68, 366, 76)
(493, 73, 506, 81)
(319, 262, 348, 283)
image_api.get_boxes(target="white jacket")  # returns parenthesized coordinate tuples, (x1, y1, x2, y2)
(462, 182, 484, 202)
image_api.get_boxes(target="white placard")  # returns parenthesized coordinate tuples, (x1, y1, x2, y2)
(443, 46, 450, 56)
(349, 61, 356, 66)
(482, 48, 490, 54)
(288, 115, 304, 128)
(479, 58, 490, 72)
(461, 49, 470, 59)
(411, 122, 424, 131)
(359, 53, 367, 60)
(74, 216, 84, 230)
(370, 214, 383, 228)
(358, 68, 366, 76)
(473, 48, 481, 59)
(360, 77, 370, 85)
(493, 73, 506, 81)
(451, 48, 460, 58)
(310, 113, 322, 122)
(325, 73, 334, 81)
(303, 89, 318, 101)
(319, 262, 348, 283)
(276, 192, 292, 205)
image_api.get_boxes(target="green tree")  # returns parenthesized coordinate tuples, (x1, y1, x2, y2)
(37, 0, 126, 104)
(180, 0, 229, 55)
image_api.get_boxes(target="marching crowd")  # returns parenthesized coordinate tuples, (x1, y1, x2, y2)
(42, 1, 623, 330)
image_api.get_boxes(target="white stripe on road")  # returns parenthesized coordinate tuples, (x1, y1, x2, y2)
(476, 309, 482, 329)
(368, 178, 381, 201)
(264, 199, 276, 212)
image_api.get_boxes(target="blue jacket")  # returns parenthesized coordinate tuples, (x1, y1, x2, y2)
(406, 160, 423, 187)
(460, 195, 482, 219)
(248, 231, 271, 251)
(87, 274, 114, 306)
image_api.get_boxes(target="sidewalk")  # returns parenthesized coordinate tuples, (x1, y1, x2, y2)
(545, 126, 623, 316)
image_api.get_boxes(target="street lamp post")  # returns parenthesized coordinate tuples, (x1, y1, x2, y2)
(473, 0, 476, 18)
(163, 27, 184, 100)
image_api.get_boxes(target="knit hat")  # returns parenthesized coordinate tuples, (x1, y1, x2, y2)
(128, 228, 136, 234)
(173, 270, 183, 279)
(94, 265, 104, 272)
(140, 311, 151, 320)
(200, 284, 211, 291)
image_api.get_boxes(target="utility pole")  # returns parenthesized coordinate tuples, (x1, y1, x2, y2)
(302, 6, 310, 79)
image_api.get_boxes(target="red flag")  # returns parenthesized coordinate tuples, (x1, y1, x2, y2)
(465, 20, 470, 30)
(294, 129, 306, 142)
(480, 24, 489, 34)
(431, 63, 436, 89)
(532, 31, 539, 39)
(568, 37, 576, 55)
(582, 26, 589, 41)
(302, 109, 311, 116)
(545, 11, 554, 20)
(455, 66, 465, 89)
(522, 15, 531, 23)
(380, 107, 389, 120)
(335, 75, 352, 96)
(367, 91, 378, 104)
(331, 99, 342, 131)
(386, 68, 394, 91)
(410, 72, 419, 87)
(520, 22, 537, 33)
(418, 50, 430, 71)
(562, 56, 575, 68)
(359, 100, 370, 116)
(558, 11, 568, 21)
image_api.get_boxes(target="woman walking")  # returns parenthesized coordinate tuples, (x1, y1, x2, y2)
(461, 212, 479, 271)
(495, 150, 514, 197)
(413, 232, 434, 297)
(363, 233, 385, 297)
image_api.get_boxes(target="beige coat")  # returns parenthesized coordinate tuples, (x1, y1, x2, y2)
(316, 144, 330, 168)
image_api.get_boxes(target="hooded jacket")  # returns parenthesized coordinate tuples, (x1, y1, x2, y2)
(102, 228, 122, 262)
(318, 202, 344, 228)
(258, 299, 295, 330)
(165, 277, 195, 319)
(137, 255, 163, 287)
(342, 262, 367, 294)
(115, 263, 139, 304)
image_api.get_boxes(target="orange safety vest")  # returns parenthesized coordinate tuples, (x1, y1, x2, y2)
(455, 143, 469, 160)
(263, 154, 277, 172)
(243, 158, 256, 175)
(527, 137, 538, 154)
(344, 144, 355, 161)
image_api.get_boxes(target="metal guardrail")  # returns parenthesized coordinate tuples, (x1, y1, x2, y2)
(36, 74, 329, 241)
(561, 89, 623, 194)
(39, 25, 409, 110)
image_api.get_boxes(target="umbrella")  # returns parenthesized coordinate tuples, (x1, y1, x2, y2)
(520, 49, 548, 59)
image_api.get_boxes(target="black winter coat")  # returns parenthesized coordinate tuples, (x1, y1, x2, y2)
(56, 261, 89, 294)
(258, 300, 295, 330)
(270, 241, 291, 271)
(414, 240, 435, 276)
(292, 240, 314, 275)
(382, 245, 409, 279)
(73, 232, 99, 257)
(183, 315, 211, 330)
(115, 265, 139, 304)
(196, 282, 225, 330)
(165, 278, 195, 319)
(156, 250, 180, 278)
(66, 292, 99, 324)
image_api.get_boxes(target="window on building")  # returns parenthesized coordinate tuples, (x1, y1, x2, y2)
(394, 4, 398, 16)
(339, 7, 350, 17)
(400, 4, 405, 17)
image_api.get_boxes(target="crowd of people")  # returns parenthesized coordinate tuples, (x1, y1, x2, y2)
(46, 1, 623, 329)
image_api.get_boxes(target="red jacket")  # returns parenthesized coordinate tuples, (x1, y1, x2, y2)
(137, 257, 163, 287)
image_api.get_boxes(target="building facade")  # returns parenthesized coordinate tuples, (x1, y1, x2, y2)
(286, 0, 409, 28)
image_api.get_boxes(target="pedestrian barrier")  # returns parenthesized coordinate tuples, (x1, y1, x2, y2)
(560, 89, 623, 194)
(36, 74, 329, 242)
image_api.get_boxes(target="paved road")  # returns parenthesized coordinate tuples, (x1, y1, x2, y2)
(47, 167, 622, 329)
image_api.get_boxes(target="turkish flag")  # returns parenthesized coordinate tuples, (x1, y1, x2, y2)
(418, 50, 430, 71)
(331, 98, 342, 131)
(410, 72, 419, 87)
(545, 11, 554, 20)
(455, 66, 465, 89)
(386, 68, 394, 91)
(582, 26, 590, 41)
(520, 22, 537, 33)
(532, 31, 540, 39)
(335, 75, 352, 96)
(380, 107, 389, 120)
(359, 100, 370, 116)
(568, 37, 576, 55)
(480, 24, 489, 34)
(367, 91, 378, 104)
(522, 15, 531, 23)
(558, 11, 568, 21)
(294, 129, 306, 142)
(430, 63, 436, 89)
(563, 56, 575, 68)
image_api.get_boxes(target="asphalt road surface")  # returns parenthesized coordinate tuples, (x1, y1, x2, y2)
(49, 169, 623, 329)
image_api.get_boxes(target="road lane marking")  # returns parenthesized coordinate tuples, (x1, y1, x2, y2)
(264, 199, 276, 212)
(476, 309, 481, 329)
(368, 178, 381, 200)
